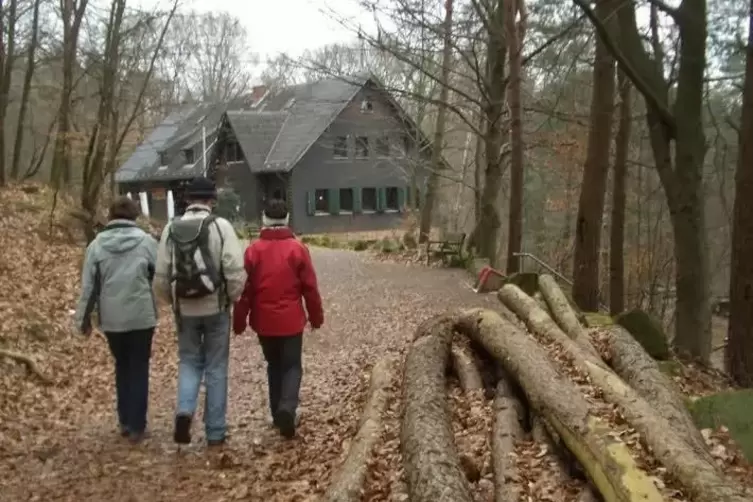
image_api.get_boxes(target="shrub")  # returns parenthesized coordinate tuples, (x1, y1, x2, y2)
(352, 240, 370, 251)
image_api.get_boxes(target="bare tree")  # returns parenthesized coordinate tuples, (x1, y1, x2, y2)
(79, 0, 179, 240)
(166, 11, 254, 102)
(9, 0, 41, 180)
(609, 70, 631, 315)
(0, 0, 19, 186)
(50, 0, 89, 188)
(726, 0, 753, 385)
(418, 0, 454, 243)
(571, 0, 615, 311)
(574, 0, 712, 360)
(505, 0, 528, 273)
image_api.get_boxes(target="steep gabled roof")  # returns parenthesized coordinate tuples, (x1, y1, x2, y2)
(225, 111, 287, 172)
(255, 75, 368, 172)
(115, 97, 247, 183)
(117, 74, 433, 182)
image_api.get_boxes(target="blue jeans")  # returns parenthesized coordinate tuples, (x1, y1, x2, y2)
(176, 313, 230, 442)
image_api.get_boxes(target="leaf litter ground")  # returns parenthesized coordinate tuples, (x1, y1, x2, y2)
(1, 185, 501, 501)
(1, 184, 750, 501)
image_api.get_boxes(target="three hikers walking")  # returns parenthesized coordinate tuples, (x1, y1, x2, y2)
(75, 177, 324, 445)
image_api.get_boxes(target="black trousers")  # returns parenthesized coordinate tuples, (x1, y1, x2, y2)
(104, 328, 154, 433)
(258, 334, 303, 418)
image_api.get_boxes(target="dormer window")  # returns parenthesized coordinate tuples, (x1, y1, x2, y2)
(158, 151, 168, 166)
(183, 148, 195, 164)
(360, 99, 373, 113)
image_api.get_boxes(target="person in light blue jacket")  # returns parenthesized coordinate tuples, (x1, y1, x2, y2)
(75, 196, 158, 444)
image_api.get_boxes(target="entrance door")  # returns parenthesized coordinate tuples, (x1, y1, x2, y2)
(262, 174, 287, 203)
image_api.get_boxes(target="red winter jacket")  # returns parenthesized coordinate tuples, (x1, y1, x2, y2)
(232, 227, 324, 337)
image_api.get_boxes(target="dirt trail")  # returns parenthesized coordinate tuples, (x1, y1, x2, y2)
(1, 247, 495, 502)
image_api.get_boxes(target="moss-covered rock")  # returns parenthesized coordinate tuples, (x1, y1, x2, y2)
(614, 309, 670, 360)
(583, 312, 614, 327)
(687, 389, 753, 462)
(503, 272, 539, 296)
(656, 359, 683, 377)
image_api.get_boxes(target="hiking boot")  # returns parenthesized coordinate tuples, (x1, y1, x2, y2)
(276, 410, 296, 439)
(128, 430, 148, 444)
(174, 414, 192, 445)
(207, 437, 226, 447)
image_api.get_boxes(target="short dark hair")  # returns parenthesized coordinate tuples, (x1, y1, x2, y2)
(109, 196, 141, 221)
(263, 198, 288, 220)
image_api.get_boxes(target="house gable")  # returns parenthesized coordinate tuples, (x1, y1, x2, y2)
(288, 81, 429, 234)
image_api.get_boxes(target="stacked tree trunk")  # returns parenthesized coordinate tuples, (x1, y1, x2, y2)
(395, 274, 750, 502)
(321, 274, 749, 501)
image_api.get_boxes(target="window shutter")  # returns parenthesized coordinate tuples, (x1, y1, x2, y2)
(353, 187, 362, 213)
(306, 191, 315, 216)
(328, 188, 340, 215)
(397, 187, 407, 211)
(377, 187, 386, 212)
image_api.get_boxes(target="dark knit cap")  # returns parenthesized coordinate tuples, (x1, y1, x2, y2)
(263, 198, 288, 220)
(185, 177, 217, 200)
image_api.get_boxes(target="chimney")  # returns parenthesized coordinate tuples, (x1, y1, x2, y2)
(250, 85, 268, 107)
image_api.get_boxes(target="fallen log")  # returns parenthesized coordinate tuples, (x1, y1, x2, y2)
(454, 309, 663, 502)
(498, 284, 750, 502)
(322, 357, 396, 502)
(401, 315, 474, 502)
(451, 345, 484, 391)
(0, 348, 53, 385)
(531, 415, 601, 502)
(593, 325, 711, 457)
(492, 373, 525, 502)
(538, 274, 599, 358)
(538, 277, 708, 455)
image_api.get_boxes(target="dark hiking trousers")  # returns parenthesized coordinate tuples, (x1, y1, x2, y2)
(105, 328, 154, 434)
(258, 334, 303, 419)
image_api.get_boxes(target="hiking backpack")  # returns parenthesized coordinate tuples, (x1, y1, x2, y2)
(168, 214, 224, 300)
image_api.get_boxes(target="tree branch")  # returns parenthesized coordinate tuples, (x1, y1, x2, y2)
(571, 0, 676, 137)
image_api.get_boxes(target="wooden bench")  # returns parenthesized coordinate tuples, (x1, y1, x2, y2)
(425, 232, 466, 265)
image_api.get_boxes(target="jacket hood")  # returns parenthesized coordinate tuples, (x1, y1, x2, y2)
(96, 220, 148, 254)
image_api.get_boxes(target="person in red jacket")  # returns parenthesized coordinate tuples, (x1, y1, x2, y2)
(233, 198, 323, 438)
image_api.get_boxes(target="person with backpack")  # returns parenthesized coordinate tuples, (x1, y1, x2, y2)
(232, 199, 323, 439)
(74, 196, 158, 444)
(153, 177, 246, 447)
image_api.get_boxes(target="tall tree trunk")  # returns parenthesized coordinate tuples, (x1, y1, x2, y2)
(0, 0, 18, 186)
(51, 0, 89, 189)
(575, 0, 712, 362)
(726, 0, 753, 386)
(572, 0, 616, 311)
(609, 71, 631, 315)
(505, 0, 527, 274)
(9, 0, 40, 180)
(472, 0, 507, 266)
(418, 0, 453, 243)
(667, 0, 711, 361)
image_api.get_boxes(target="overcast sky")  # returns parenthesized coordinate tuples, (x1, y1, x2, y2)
(159, 0, 373, 60)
